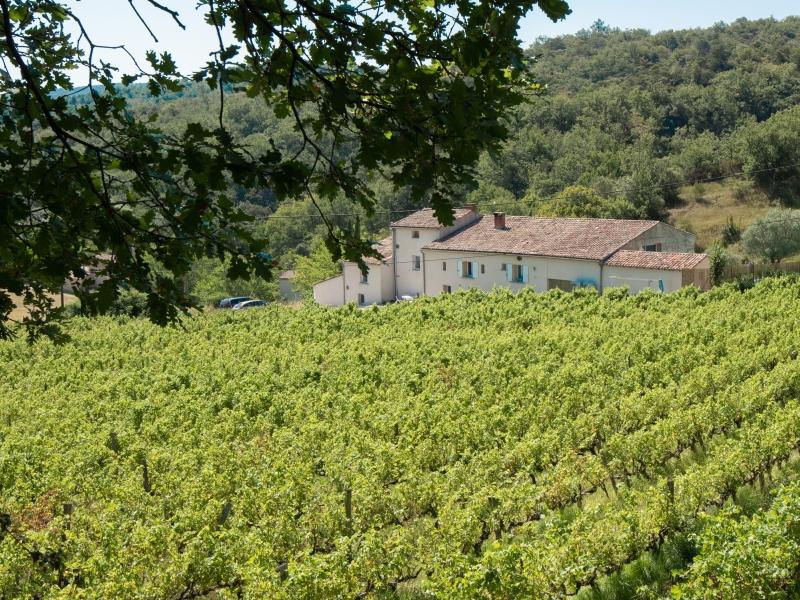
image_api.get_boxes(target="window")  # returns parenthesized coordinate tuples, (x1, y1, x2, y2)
(412, 230, 420, 239)
(481, 264, 486, 274)
(412, 255, 421, 271)
(643, 243, 662, 252)
(357, 293, 366, 305)
(457, 260, 478, 279)
(360, 271, 368, 284)
(505, 264, 528, 283)
(442, 261, 447, 271)
(501, 263, 507, 272)
(547, 278, 573, 292)
(442, 285, 452, 294)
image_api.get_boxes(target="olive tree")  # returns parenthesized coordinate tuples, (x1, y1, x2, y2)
(742, 208, 800, 264)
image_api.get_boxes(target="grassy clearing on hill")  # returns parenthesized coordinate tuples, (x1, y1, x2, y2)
(7, 292, 78, 322)
(668, 179, 774, 252)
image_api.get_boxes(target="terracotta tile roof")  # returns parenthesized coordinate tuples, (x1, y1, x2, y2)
(605, 250, 708, 270)
(423, 215, 659, 261)
(391, 208, 475, 228)
(364, 236, 393, 265)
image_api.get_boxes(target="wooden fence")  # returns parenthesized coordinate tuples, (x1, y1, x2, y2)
(720, 260, 800, 282)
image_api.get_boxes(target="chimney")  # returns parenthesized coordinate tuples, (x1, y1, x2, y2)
(494, 212, 506, 230)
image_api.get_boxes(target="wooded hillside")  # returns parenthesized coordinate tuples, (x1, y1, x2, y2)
(478, 17, 800, 215)
(68, 17, 800, 301)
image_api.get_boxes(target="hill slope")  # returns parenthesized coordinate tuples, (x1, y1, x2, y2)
(98, 18, 800, 267)
(474, 17, 800, 236)
(2, 281, 800, 597)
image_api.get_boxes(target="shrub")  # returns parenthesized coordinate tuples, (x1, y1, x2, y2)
(708, 242, 729, 286)
(721, 216, 742, 245)
(742, 208, 800, 263)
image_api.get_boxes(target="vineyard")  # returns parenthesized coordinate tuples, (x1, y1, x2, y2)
(2, 280, 800, 598)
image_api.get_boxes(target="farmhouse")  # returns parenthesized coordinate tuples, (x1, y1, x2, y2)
(313, 205, 710, 306)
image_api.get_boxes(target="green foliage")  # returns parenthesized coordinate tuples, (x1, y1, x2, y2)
(0, 0, 572, 339)
(622, 154, 679, 218)
(738, 105, 800, 204)
(578, 534, 697, 600)
(672, 131, 730, 181)
(475, 17, 800, 212)
(742, 208, 800, 263)
(721, 216, 742, 246)
(189, 257, 279, 306)
(259, 199, 329, 259)
(108, 289, 149, 318)
(673, 482, 800, 599)
(292, 238, 342, 298)
(465, 182, 518, 214)
(708, 242, 729, 286)
(5, 15, 791, 330)
(735, 273, 756, 292)
(3, 280, 800, 596)
(534, 185, 638, 219)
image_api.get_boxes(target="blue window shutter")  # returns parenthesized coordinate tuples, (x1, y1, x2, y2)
(506, 265, 513, 282)
(522, 265, 529, 283)
(472, 261, 479, 278)
(456, 260, 462, 277)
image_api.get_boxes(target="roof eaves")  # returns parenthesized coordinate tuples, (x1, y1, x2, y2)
(605, 250, 709, 270)
(391, 223, 442, 229)
(313, 273, 344, 286)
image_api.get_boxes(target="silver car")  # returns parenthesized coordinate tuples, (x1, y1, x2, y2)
(232, 299, 267, 310)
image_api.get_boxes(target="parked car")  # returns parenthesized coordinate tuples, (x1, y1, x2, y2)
(232, 300, 267, 310)
(218, 296, 251, 309)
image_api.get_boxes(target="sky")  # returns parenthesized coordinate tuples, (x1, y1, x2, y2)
(63, 0, 799, 81)
(520, 0, 799, 41)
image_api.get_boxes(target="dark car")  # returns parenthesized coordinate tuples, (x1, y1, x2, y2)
(232, 300, 267, 310)
(218, 296, 251, 309)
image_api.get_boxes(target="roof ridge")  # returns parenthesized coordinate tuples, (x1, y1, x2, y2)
(614, 249, 708, 256)
(500, 214, 661, 224)
(422, 216, 672, 262)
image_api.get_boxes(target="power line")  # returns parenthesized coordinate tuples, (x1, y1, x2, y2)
(250, 162, 800, 223)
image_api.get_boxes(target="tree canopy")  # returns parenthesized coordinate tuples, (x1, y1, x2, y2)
(533, 185, 637, 219)
(476, 17, 800, 216)
(741, 208, 800, 264)
(0, 0, 571, 338)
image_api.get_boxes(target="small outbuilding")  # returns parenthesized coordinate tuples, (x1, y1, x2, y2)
(603, 251, 710, 293)
(279, 270, 301, 301)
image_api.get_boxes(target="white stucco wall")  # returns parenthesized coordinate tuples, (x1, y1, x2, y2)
(316, 255, 697, 304)
(279, 279, 300, 301)
(313, 275, 345, 306)
(343, 261, 391, 306)
(393, 211, 480, 298)
(381, 262, 394, 301)
(421, 250, 603, 296)
(602, 267, 683, 294)
(394, 228, 440, 298)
